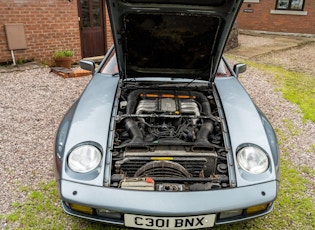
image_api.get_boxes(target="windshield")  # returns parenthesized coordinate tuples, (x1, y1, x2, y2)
(100, 50, 118, 75)
(100, 50, 231, 77)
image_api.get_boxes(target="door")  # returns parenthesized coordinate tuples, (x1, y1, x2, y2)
(78, 0, 106, 58)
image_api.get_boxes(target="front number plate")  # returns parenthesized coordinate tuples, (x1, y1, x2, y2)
(125, 214, 215, 229)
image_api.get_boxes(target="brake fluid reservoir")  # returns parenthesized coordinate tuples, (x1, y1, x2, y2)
(120, 177, 155, 191)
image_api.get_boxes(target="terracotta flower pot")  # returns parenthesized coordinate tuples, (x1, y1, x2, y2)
(54, 57, 72, 69)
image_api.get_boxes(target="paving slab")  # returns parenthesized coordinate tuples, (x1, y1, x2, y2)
(0, 61, 43, 73)
(226, 33, 315, 59)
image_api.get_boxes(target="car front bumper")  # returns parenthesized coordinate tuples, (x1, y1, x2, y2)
(59, 179, 278, 226)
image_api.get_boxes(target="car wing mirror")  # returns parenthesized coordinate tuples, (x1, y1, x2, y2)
(233, 63, 247, 78)
(80, 60, 96, 75)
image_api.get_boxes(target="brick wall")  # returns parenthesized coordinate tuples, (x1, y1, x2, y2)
(2, 0, 312, 65)
(105, 4, 113, 50)
(237, 0, 315, 34)
(0, 0, 81, 65)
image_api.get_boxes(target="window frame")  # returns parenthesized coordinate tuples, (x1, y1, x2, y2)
(275, 0, 305, 11)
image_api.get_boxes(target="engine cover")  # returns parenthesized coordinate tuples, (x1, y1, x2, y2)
(136, 97, 200, 116)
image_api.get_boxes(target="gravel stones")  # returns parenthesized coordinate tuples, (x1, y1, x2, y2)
(0, 68, 91, 214)
(0, 34, 314, 217)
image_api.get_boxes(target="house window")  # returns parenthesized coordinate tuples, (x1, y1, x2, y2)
(276, 0, 304, 10)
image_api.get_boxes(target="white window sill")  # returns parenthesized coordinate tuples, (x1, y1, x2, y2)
(244, 0, 259, 3)
(270, 10, 307, 16)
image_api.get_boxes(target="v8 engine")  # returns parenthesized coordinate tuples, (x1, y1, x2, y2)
(110, 87, 230, 191)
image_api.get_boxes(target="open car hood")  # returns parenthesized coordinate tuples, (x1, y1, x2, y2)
(106, 0, 243, 82)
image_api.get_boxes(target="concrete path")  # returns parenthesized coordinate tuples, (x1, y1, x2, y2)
(226, 31, 315, 59)
(0, 61, 43, 73)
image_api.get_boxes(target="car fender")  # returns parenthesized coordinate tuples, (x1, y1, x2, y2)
(256, 106, 280, 181)
(54, 101, 78, 181)
(56, 73, 120, 186)
(215, 77, 279, 187)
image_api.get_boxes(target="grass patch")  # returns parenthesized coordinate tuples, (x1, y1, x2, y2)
(3, 181, 66, 229)
(301, 166, 315, 176)
(1, 181, 128, 229)
(282, 118, 300, 136)
(243, 61, 315, 123)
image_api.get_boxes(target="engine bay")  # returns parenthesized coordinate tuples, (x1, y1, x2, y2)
(110, 84, 230, 191)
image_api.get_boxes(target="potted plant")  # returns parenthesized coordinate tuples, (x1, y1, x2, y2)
(53, 49, 74, 69)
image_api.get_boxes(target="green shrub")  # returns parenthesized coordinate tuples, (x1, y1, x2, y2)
(53, 50, 74, 58)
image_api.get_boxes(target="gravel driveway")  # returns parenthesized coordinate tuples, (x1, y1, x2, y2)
(0, 34, 314, 217)
(0, 69, 91, 214)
